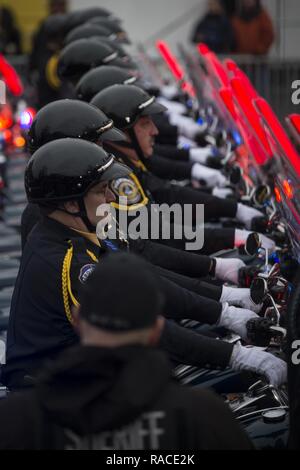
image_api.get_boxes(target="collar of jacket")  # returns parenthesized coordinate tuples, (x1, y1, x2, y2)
(27, 216, 106, 256)
(104, 145, 148, 173)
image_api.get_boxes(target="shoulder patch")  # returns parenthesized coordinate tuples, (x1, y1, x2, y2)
(78, 264, 96, 284)
(111, 176, 143, 205)
(110, 172, 148, 211)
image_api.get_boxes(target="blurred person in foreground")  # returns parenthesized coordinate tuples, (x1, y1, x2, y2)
(0, 253, 253, 450)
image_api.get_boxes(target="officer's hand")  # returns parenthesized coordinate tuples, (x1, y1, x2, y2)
(219, 303, 258, 340)
(230, 342, 287, 387)
(220, 286, 263, 313)
(212, 187, 234, 199)
(189, 146, 214, 164)
(191, 163, 227, 188)
(169, 113, 207, 139)
(214, 257, 245, 285)
(236, 203, 265, 230)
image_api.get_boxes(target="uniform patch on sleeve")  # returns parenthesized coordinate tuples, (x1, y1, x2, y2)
(78, 264, 96, 284)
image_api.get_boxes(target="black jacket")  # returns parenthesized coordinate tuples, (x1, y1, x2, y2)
(2, 216, 233, 390)
(21, 203, 223, 300)
(147, 153, 193, 181)
(105, 146, 236, 254)
(0, 345, 253, 450)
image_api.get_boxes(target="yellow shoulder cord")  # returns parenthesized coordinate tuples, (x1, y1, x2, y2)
(62, 244, 98, 324)
(45, 53, 61, 90)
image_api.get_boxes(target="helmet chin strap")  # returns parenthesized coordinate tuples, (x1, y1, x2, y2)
(77, 198, 97, 233)
(115, 127, 146, 164)
(54, 198, 96, 233)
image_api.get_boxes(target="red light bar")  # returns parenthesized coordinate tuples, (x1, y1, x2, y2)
(288, 114, 300, 134)
(156, 41, 195, 97)
(0, 54, 23, 96)
(230, 78, 272, 162)
(224, 59, 238, 73)
(199, 49, 229, 87)
(255, 97, 300, 177)
(197, 43, 210, 56)
(219, 87, 237, 119)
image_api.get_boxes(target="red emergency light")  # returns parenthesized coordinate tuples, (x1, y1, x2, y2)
(289, 114, 300, 134)
(197, 43, 210, 56)
(224, 58, 238, 73)
(230, 77, 272, 162)
(255, 98, 300, 178)
(283, 179, 294, 200)
(0, 55, 23, 96)
(197, 46, 229, 88)
(219, 87, 237, 120)
(156, 41, 195, 97)
(274, 186, 282, 203)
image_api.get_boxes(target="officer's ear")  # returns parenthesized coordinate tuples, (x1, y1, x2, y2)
(64, 200, 80, 214)
(148, 316, 165, 346)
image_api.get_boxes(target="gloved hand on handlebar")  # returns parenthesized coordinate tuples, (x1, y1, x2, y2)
(169, 113, 207, 140)
(189, 147, 214, 164)
(219, 303, 258, 340)
(214, 258, 245, 285)
(191, 163, 227, 188)
(230, 342, 287, 387)
(236, 203, 265, 230)
(220, 286, 263, 314)
(234, 229, 276, 252)
(212, 187, 234, 199)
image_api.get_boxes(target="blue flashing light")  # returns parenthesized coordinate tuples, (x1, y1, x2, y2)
(20, 111, 33, 129)
(197, 117, 204, 126)
(232, 130, 242, 146)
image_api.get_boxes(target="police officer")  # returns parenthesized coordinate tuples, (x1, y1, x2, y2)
(0, 253, 253, 450)
(75, 65, 231, 189)
(2, 138, 286, 390)
(57, 39, 134, 89)
(90, 84, 275, 255)
(22, 99, 263, 309)
(21, 99, 126, 249)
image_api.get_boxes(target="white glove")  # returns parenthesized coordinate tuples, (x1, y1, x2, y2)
(236, 203, 264, 230)
(230, 342, 287, 387)
(214, 258, 245, 285)
(234, 229, 276, 252)
(169, 113, 206, 139)
(219, 303, 258, 340)
(189, 147, 213, 164)
(259, 233, 276, 253)
(160, 84, 179, 100)
(220, 286, 263, 313)
(212, 187, 234, 199)
(157, 96, 186, 115)
(177, 136, 197, 148)
(191, 163, 227, 188)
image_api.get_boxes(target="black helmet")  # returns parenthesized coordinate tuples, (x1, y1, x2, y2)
(88, 17, 131, 44)
(76, 66, 137, 102)
(90, 84, 167, 130)
(57, 39, 125, 84)
(25, 138, 130, 204)
(43, 14, 69, 39)
(27, 99, 126, 154)
(64, 24, 114, 46)
(65, 8, 121, 33)
(83, 36, 138, 71)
